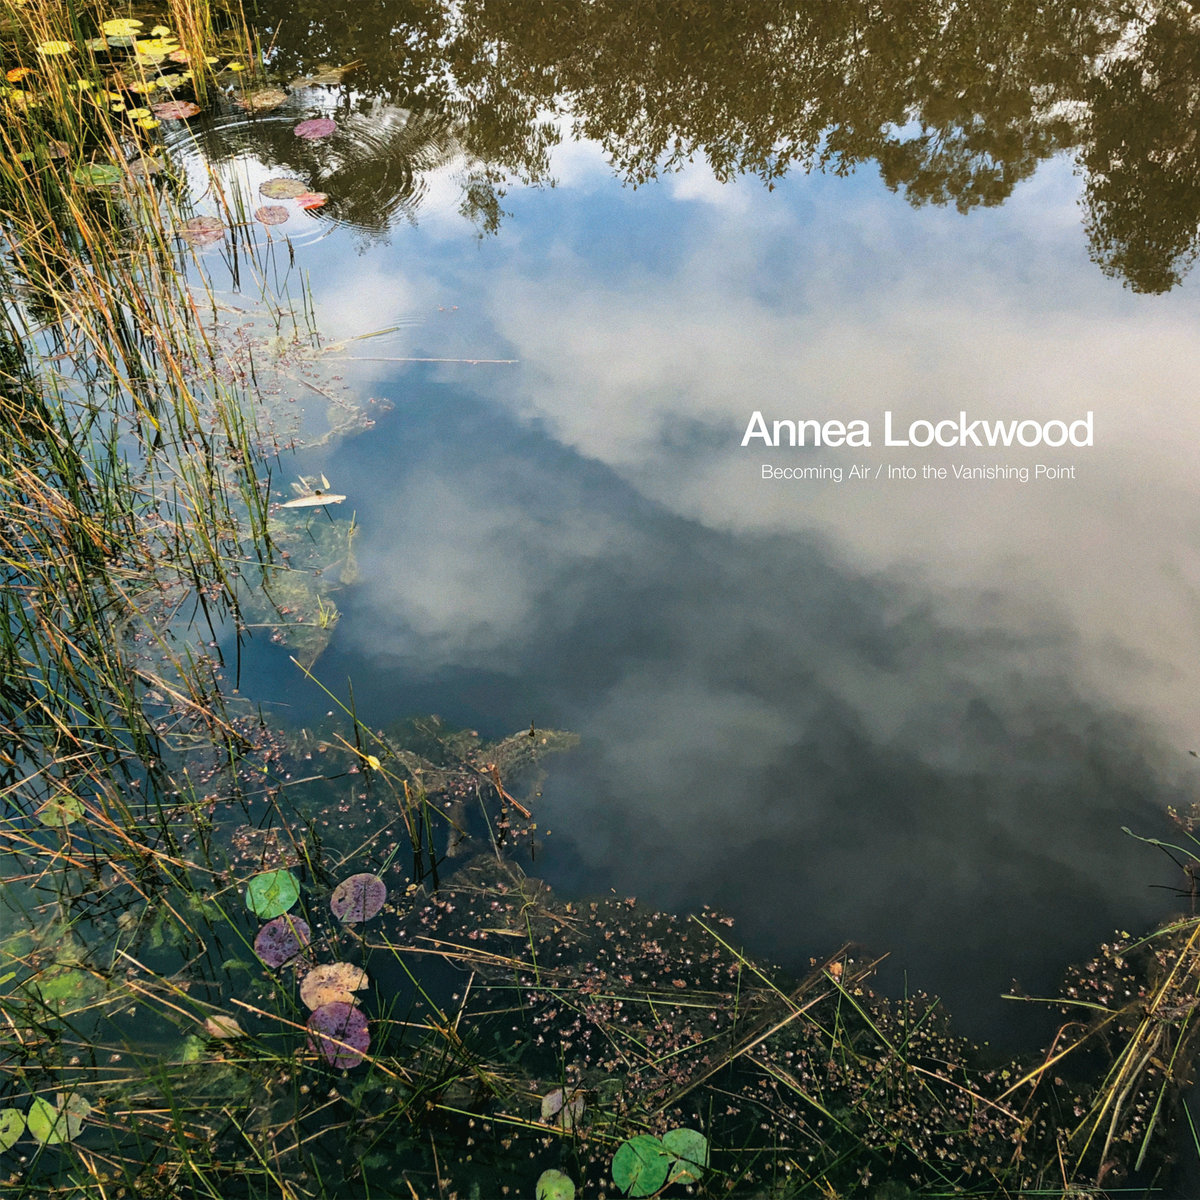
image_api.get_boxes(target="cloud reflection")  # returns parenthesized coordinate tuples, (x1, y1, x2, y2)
(317, 155, 1198, 1040)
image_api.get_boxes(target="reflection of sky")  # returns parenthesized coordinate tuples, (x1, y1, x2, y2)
(237, 136, 1200, 1041)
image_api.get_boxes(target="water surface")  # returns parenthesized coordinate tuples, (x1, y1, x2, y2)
(196, 3, 1200, 1040)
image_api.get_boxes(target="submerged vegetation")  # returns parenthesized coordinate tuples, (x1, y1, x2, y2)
(0, 0, 1200, 1197)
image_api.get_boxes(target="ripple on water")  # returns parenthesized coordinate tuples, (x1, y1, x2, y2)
(162, 96, 465, 243)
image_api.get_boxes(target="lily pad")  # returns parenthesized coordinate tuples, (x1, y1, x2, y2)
(203, 1014, 246, 1039)
(244, 868, 300, 919)
(239, 86, 288, 112)
(151, 99, 200, 119)
(101, 18, 143, 35)
(293, 117, 335, 139)
(536, 1169, 576, 1200)
(36, 794, 84, 828)
(73, 163, 123, 186)
(541, 1086, 585, 1130)
(26, 1094, 90, 1145)
(306, 1001, 369, 1068)
(0, 1108, 25, 1152)
(330, 873, 386, 923)
(36, 41, 74, 57)
(612, 1134, 670, 1198)
(255, 205, 289, 226)
(300, 962, 369, 1010)
(178, 216, 225, 246)
(260, 177, 309, 199)
(253, 914, 311, 968)
(295, 191, 328, 210)
(662, 1128, 709, 1183)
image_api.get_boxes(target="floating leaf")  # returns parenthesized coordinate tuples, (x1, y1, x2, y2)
(27, 1094, 90, 1145)
(244, 868, 300, 919)
(365, 754, 381, 771)
(203, 1014, 246, 1039)
(6, 67, 32, 83)
(73, 162, 122, 186)
(227, 61, 245, 71)
(612, 1135, 670, 1198)
(541, 1087, 584, 1130)
(293, 117, 335, 139)
(135, 37, 178, 55)
(36, 794, 83, 828)
(253, 914, 311, 968)
(281, 492, 346, 508)
(36, 40, 74, 56)
(254, 205, 289, 226)
(290, 63, 352, 87)
(178, 215, 224, 246)
(295, 191, 328, 210)
(101, 18, 143, 35)
(306, 1001, 369, 1068)
(662, 1128, 709, 1183)
(300, 962, 369, 1010)
(260, 177, 308, 199)
(151, 99, 199, 119)
(0, 1108, 24, 1153)
(238, 86, 288, 112)
(330, 873, 386, 923)
(536, 1169, 576, 1200)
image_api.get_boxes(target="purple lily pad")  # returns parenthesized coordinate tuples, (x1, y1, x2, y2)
(254, 205, 289, 226)
(178, 215, 225, 246)
(293, 117, 335, 140)
(306, 1001, 369, 1068)
(330, 873, 386, 924)
(253, 914, 311, 968)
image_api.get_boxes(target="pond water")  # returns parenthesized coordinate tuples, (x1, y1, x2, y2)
(172, 2, 1200, 1048)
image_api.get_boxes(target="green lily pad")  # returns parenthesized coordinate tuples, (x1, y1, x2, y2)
(36, 794, 84, 827)
(244, 868, 300, 919)
(536, 1168, 575, 1200)
(27, 1094, 90, 1145)
(260, 177, 309, 199)
(0, 1108, 24, 1152)
(73, 163, 122, 187)
(662, 1128, 709, 1183)
(612, 1134, 670, 1198)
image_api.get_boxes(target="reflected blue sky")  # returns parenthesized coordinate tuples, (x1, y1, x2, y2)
(227, 135, 1200, 1040)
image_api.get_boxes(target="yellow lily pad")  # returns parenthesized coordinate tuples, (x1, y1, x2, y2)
(100, 18, 143, 35)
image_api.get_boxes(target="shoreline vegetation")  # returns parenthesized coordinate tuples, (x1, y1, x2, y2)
(2, 1, 1200, 1197)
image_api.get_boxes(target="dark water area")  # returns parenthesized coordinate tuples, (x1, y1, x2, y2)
(190, 0, 1200, 1049)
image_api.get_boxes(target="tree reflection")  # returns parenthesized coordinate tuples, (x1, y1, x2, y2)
(236, 0, 1200, 291)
